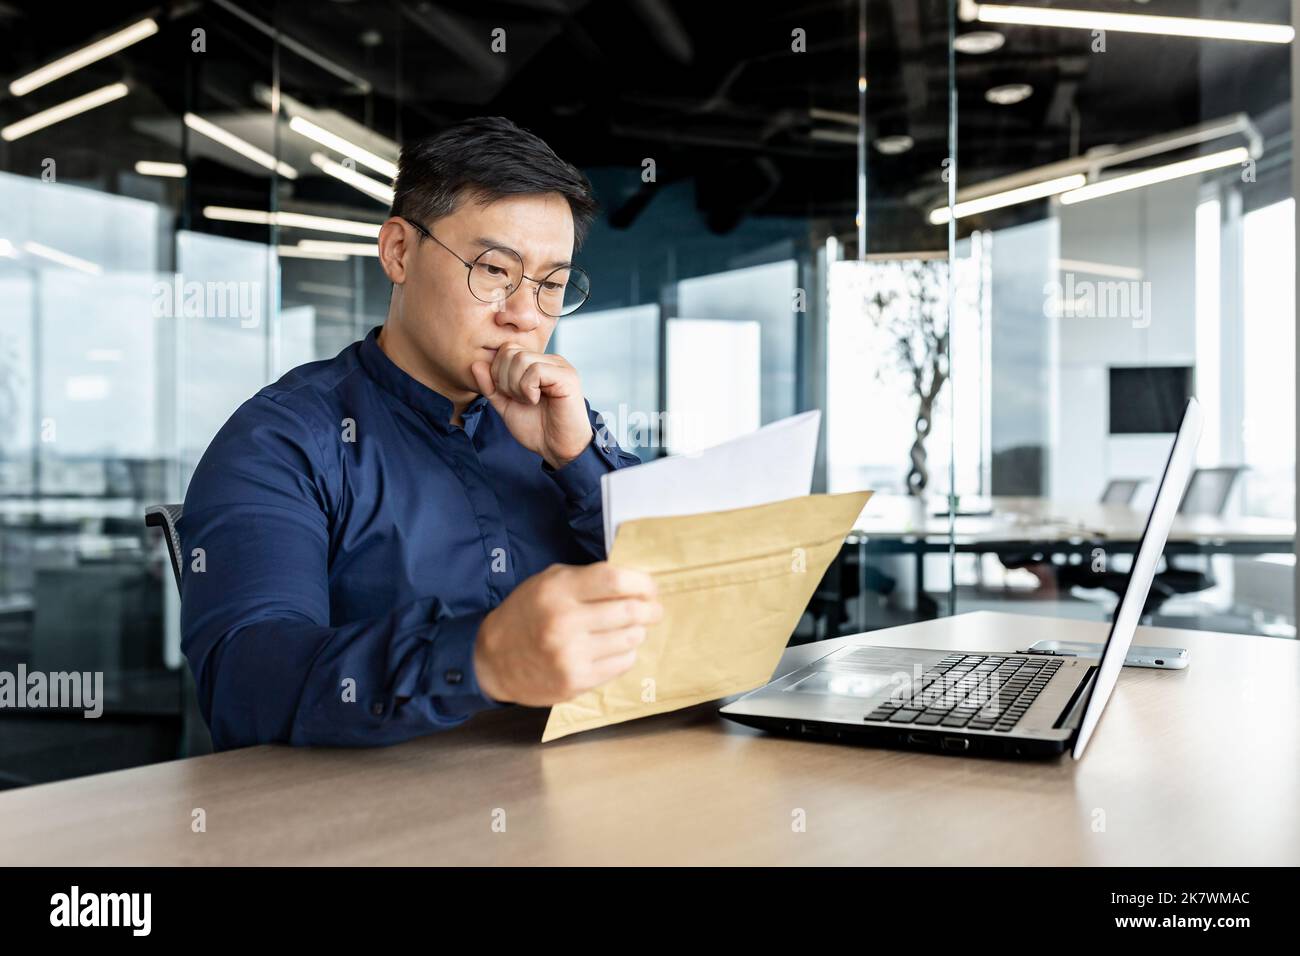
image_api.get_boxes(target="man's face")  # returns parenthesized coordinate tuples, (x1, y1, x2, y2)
(383, 191, 575, 400)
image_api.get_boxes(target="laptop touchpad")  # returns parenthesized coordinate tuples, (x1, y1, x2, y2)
(784, 670, 899, 698)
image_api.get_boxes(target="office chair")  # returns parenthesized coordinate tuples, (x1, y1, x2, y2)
(990, 444, 1045, 496)
(1100, 478, 1146, 506)
(1068, 466, 1246, 613)
(143, 503, 213, 756)
(144, 504, 184, 595)
(804, 549, 894, 643)
(1153, 466, 1247, 601)
(1177, 466, 1244, 516)
(999, 476, 1138, 586)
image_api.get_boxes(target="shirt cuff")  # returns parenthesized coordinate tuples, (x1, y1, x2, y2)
(425, 611, 507, 718)
(544, 432, 619, 503)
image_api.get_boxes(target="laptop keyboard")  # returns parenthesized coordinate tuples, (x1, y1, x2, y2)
(864, 654, 1064, 733)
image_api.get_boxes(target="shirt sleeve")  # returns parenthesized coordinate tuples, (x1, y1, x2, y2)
(543, 404, 642, 560)
(179, 393, 501, 751)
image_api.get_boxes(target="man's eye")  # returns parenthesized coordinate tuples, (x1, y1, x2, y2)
(481, 264, 507, 277)
(541, 281, 565, 292)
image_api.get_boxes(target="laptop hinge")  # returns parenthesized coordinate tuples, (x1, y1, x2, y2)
(1053, 666, 1098, 730)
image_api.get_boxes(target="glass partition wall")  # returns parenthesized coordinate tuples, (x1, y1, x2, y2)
(0, 1, 859, 785)
(938, 0, 1295, 639)
(1, 1, 1294, 788)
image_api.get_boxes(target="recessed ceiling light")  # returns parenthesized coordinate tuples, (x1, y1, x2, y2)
(874, 135, 915, 155)
(954, 30, 1005, 54)
(985, 83, 1033, 105)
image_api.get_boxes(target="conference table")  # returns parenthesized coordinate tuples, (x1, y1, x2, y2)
(850, 494, 1296, 618)
(0, 611, 1296, 865)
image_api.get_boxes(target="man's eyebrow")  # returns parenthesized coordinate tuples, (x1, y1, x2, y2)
(473, 236, 572, 271)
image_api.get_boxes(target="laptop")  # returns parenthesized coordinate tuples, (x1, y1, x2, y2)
(720, 397, 1203, 759)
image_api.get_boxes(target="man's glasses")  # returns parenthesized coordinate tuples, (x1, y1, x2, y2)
(401, 216, 591, 318)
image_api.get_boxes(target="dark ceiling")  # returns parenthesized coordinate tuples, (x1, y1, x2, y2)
(0, 0, 1292, 250)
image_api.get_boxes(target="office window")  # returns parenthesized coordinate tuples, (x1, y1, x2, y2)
(553, 304, 659, 457)
(666, 318, 762, 455)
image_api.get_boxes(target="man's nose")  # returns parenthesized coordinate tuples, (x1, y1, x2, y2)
(494, 287, 543, 332)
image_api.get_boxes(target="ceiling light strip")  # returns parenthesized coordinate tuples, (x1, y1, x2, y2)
(9, 18, 158, 96)
(975, 4, 1294, 44)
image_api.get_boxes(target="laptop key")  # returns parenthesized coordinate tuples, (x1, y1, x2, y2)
(888, 709, 924, 723)
(914, 714, 945, 725)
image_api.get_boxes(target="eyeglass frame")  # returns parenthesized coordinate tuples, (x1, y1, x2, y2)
(399, 215, 590, 317)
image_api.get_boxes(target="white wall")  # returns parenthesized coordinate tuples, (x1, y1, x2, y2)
(1050, 178, 1199, 509)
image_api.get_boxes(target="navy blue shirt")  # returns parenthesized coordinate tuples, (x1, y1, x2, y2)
(179, 326, 641, 750)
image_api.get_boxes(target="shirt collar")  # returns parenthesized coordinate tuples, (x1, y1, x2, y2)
(357, 325, 489, 435)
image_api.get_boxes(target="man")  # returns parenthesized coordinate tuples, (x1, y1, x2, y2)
(180, 117, 661, 750)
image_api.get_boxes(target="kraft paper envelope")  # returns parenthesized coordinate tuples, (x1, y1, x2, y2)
(541, 490, 872, 742)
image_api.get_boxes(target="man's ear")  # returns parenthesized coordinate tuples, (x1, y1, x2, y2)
(378, 217, 410, 284)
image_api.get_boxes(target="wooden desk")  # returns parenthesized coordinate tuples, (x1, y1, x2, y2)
(1, 612, 1297, 865)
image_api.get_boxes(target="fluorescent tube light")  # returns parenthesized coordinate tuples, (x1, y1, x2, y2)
(9, 18, 157, 96)
(296, 239, 379, 258)
(202, 206, 382, 238)
(134, 160, 187, 178)
(1059, 148, 1250, 205)
(289, 116, 398, 179)
(929, 173, 1086, 224)
(1, 82, 129, 141)
(22, 240, 102, 274)
(974, 4, 1294, 44)
(184, 112, 298, 179)
(277, 245, 348, 261)
(1055, 259, 1144, 281)
(309, 152, 394, 204)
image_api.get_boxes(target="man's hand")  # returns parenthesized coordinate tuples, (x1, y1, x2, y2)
(471, 347, 592, 469)
(473, 562, 663, 706)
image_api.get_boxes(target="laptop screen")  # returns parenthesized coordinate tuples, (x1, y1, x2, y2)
(1071, 397, 1204, 759)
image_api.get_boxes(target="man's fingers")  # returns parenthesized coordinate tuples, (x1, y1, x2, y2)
(570, 562, 658, 601)
(587, 625, 649, 661)
(489, 344, 517, 384)
(581, 596, 663, 632)
(506, 353, 561, 403)
(494, 346, 535, 398)
(516, 360, 544, 405)
(585, 649, 640, 687)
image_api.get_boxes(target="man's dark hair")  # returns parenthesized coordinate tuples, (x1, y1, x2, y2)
(390, 116, 598, 249)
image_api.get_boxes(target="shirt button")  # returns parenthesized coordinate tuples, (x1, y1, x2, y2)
(371, 702, 383, 716)
(445, 669, 463, 686)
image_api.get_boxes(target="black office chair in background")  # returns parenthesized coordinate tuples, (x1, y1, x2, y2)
(999, 477, 1145, 587)
(143, 503, 212, 756)
(144, 504, 184, 596)
(1100, 477, 1146, 506)
(1153, 465, 1248, 602)
(1177, 466, 1245, 516)
(1068, 466, 1247, 613)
